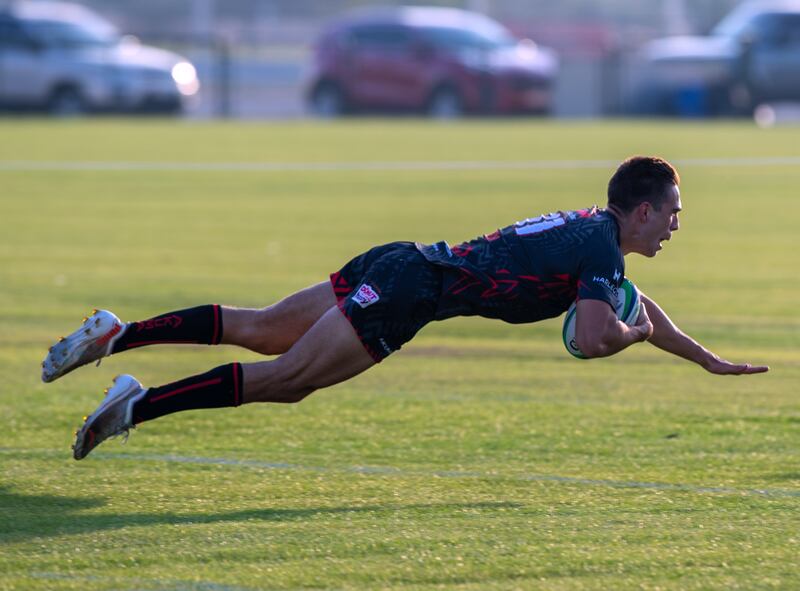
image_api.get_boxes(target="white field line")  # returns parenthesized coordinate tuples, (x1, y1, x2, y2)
(2, 447, 797, 498)
(109, 453, 800, 498)
(1, 156, 800, 172)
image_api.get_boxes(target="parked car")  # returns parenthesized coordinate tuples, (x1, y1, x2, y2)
(0, 1, 199, 115)
(632, 0, 800, 116)
(307, 6, 558, 118)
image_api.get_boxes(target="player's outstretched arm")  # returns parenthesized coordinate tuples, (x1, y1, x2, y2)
(639, 293, 769, 375)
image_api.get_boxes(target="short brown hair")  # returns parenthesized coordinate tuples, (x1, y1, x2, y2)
(607, 156, 680, 213)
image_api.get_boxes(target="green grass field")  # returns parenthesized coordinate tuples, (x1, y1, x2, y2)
(0, 120, 797, 590)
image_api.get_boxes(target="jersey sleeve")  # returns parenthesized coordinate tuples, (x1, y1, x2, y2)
(576, 241, 623, 308)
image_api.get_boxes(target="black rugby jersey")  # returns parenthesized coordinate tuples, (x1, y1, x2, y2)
(416, 207, 625, 323)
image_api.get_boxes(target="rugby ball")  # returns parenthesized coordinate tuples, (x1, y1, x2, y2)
(562, 278, 641, 359)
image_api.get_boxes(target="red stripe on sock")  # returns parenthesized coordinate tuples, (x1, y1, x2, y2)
(148, 377, 223, 403)
(233, 362, 240, 406)
(212, 305, 220, 345)
(124, 340, 199, 348)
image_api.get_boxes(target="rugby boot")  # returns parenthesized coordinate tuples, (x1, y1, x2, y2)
(42, 309, 126, 383)
(72, 374, 147, 460)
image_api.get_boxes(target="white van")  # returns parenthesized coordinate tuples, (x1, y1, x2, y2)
(0, 1, 199, 114)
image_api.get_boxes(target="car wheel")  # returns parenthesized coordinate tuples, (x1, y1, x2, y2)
(48, 87, 87, 116)
(427, 86, 463, 119)
(311, 83, 345, 118)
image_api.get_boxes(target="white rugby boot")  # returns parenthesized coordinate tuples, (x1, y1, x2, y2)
(42, 309, 126, 383)
(72, 374, 147, 460)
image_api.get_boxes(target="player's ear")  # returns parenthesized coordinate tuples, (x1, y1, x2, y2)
(634, 201, 650, 223)
(631, 201, 648, 224)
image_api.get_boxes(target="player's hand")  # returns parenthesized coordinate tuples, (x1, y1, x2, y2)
(702, 355, 770, 375)
(633, 302, 653, 342)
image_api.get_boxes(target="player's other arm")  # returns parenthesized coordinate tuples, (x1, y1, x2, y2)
(640, 293, 769, 375)
(575, 299, 653, 358)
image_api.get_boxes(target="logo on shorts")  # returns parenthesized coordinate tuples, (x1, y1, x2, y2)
(353, 284, 380, 308)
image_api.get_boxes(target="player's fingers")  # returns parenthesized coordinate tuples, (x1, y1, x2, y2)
(721, 363, 770, 375)
(740, 364, 769, 374)
(709, 362, 769, 375)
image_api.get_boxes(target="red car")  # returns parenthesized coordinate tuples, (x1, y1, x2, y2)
(307, 6, 558, 117)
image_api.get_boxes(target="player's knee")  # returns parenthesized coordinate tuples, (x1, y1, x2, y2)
(249, 306, 293, 355)
(267, 359, 318, 403)
(280, 368, 319, 402)
(281, 385, 316, 403)
(245, 377, 316, 404)
(262, 379, 316, 404)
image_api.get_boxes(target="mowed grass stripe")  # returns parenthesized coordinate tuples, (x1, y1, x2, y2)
(2, 448, 798, 498)
(30, 571, 255, 591)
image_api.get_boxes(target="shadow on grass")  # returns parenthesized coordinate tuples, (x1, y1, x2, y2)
(0, 485, 521, 542)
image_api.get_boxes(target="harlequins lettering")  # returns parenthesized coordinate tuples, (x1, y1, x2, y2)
(592, 276, 620, 297)
(135, 315, 183, 331)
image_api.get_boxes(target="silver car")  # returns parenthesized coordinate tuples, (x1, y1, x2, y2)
(632, 0, 800, 116)
(0, 1, 199, 114)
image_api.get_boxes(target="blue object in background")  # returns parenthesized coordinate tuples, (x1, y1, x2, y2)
(675, 86, 708, 117)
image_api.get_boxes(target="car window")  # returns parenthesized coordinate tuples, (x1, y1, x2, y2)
(419, 26, 515, 51)
(348, 24, 411, 50)
(767, 14, 800, 46)
(0, 20, 33, 48)
(746, 13, 786, 46)
(715, 10, 800, 46)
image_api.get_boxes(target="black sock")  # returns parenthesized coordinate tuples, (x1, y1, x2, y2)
(132, 362, 243, 424)
(111, 305, 223, 353)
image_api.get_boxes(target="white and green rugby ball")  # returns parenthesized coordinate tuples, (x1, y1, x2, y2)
(562, 278, 641, 359)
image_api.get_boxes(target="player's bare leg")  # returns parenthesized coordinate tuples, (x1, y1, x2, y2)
(241, 305, 376, 404)
(42, 282, 337, 382)
(72, 304, 375, 459)
(221, 281, 337, 355)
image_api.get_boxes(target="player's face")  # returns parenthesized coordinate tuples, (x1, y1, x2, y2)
(641, 184, 682, 257)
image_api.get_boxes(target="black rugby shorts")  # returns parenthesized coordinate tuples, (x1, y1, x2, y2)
(329, 241, 442, 362)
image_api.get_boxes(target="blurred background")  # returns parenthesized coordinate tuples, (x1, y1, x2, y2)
(2, 0, 800, 122)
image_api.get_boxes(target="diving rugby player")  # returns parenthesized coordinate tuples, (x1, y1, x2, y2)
(41, 156, 769, 460)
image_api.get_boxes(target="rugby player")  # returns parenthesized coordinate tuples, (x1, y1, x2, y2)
(42, 156, 769, 460)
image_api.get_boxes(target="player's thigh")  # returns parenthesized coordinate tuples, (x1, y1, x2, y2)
(243, 305, 375, 402)
(263, 281, 337, 332)
(225, 282, 337, 352)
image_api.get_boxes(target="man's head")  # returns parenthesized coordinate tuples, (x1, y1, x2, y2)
(607, 156, 682, 257)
